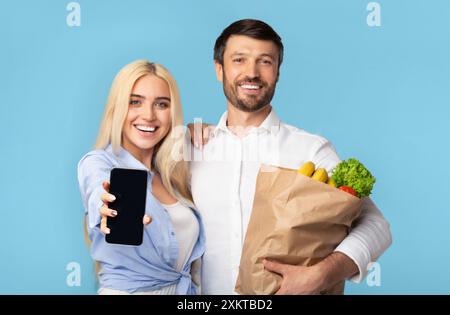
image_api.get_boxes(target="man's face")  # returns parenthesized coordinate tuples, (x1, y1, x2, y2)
(215, 35, 279, 112)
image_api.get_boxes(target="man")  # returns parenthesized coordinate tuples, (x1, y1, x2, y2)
(189, 19, 392, 294)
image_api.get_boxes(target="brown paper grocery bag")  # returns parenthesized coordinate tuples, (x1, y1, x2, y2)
(235, 165, 362, 295)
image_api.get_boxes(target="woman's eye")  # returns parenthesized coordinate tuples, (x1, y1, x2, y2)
(129, 100, 141, 106)
(155, 102, 169, 109)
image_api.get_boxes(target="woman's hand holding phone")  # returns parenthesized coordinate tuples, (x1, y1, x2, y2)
(100, 181, 152, 235)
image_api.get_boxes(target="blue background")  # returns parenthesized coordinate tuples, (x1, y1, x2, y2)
(1, 0, 449, 294)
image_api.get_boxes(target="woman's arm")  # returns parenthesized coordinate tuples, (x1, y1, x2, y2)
(77, 153, 112, 231)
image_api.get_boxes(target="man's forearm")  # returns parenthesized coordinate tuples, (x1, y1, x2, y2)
(316, 252, 359, 289)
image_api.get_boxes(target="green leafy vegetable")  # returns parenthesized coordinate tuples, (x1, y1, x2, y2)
(331, 158, 376, 198)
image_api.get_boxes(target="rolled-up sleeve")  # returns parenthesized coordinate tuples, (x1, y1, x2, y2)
(312, 140, 393, 283)
(77, 153, 112, 231)
(334, 197, 392, 283)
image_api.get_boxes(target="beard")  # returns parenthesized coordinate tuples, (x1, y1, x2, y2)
(222, 72, 277, 113)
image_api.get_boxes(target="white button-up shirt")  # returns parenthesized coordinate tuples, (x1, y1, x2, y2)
(190, 109, 392, 294)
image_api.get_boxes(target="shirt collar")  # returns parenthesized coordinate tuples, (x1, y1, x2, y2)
(213, 106, 281, 137)
(106, 144, 154, 174)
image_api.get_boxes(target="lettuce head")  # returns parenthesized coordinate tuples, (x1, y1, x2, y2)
(331, 158, 376, 198)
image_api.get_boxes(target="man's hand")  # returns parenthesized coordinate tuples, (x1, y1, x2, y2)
(187, 122, 215, 149)
(262, 252, 359, 295)
(262, 259, 327, 294)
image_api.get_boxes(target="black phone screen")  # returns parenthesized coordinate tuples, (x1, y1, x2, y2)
(105, 168, 148, 246)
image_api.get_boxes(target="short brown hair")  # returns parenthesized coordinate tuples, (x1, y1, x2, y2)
(214, 19, 284, 69)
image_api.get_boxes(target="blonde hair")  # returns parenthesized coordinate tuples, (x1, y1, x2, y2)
(95, 59, 192, 204)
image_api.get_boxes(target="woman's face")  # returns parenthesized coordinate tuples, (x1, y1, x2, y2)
(122, 74, 172, 159)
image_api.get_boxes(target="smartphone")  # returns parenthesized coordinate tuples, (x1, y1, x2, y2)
(105, 168, 148, 246)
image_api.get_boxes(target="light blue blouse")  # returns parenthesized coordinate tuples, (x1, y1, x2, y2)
(77, 144, 205, 294)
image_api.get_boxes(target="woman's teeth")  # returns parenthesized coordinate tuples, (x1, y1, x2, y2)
(135, 125, 157, 132)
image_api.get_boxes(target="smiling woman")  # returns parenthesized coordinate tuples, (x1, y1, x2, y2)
(121, 74, 172, 165)
(77, 60, 205, 295)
